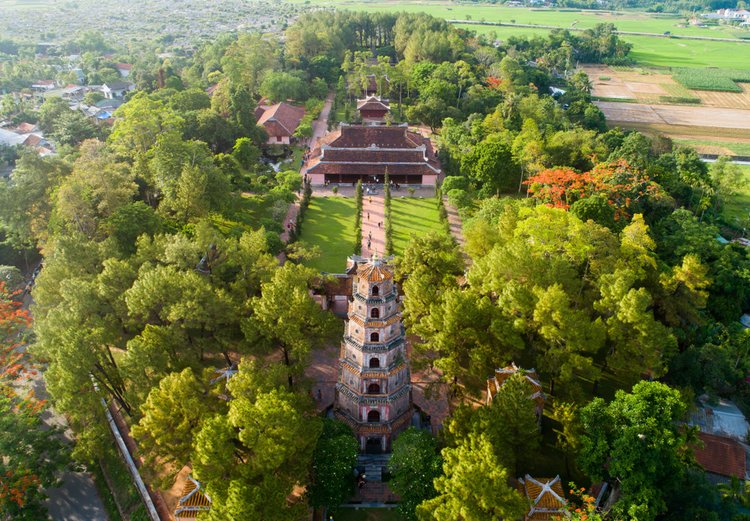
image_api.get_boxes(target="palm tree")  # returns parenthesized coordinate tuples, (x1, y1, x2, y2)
(719, 476, 750, 508)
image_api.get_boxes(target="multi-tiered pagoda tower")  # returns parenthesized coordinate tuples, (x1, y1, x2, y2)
(335, 255, 412, 453)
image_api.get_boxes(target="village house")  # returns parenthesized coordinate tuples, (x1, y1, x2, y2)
(689, 397, 750, 484)
(254, 101, 305, 145)
(31, 80, 56, 92)
(116, 63, 133, 78)
(0, 126, 52, 155)
(693, 432, 749, 484)
(305, 124, 441, 186)
(701, 8, 750, 20)
(101, 81, 135, 99)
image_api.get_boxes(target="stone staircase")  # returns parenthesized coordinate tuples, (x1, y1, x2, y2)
(358, 453, 391, 483)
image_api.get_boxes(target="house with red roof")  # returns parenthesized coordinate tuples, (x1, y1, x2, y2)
(304, 123, 441, 186)
(694, 432, 749, 484)
(116, 63, 133, 78)
(254, 102, 305, 145)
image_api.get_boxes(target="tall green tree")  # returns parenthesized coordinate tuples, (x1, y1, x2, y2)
(131, 367, 226, 488)
(578, 381, 694, 521)
(389, 427, 443, 521)
(416, 434, 526, 521)
(242, 263, 338, 391)
(446, 373, 541, 475)
(309, 419, 358, 511)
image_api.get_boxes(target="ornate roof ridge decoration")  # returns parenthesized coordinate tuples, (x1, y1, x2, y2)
(487, 362, 546, 406)
(174, 476, 211, 518)
(518, 474, 569, 519)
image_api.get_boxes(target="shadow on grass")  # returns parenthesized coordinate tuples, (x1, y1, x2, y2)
(299, 196, 357, 273)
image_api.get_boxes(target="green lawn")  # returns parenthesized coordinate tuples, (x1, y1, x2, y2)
(721, 164, 750, 228)
(299, 196, 358, 273)
(390, 196, 443, 256)
(334, 508, 404, 521)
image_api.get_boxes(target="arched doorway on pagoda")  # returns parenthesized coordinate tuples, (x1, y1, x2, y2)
(365, 436, 385, 454)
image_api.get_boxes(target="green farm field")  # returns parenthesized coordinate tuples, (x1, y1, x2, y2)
(293, 0, 750, 70)
(673, 139, 750, 157)
(456, 24, 750, 69)
(290, 0, 740, 38)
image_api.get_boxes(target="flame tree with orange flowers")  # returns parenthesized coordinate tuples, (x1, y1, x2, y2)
(525, 160, 669, 226)
(0, 281, 68, 520)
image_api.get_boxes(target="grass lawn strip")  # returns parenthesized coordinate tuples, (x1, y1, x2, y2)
(390, 196, 443, 256)
(299, 195, 358, 273)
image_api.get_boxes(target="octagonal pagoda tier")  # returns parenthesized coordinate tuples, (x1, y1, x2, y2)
(334, 255, 413, 453)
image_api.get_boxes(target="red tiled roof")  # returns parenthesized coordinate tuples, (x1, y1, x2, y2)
(323, 149, 426, 163)
(694, 432, 746, 478)
(306, 125, 441, 178)
(22, 134, 43, 147)
(14, 122, 37, 133)
(328, 125, 422, 148)
(256, 102, 305, 137)
(116, 63, 132, 70)
(357, 96, 390, 112)
(357, 256, 394, 282)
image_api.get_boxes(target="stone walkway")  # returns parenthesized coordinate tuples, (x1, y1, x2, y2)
(350, 482, 400, 504)
(307, 343, 339, 413)
(361, 193, 386, 257)
(309, 92, 335, 148)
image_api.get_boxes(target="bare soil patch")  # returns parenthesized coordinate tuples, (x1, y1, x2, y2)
(596, 101, 750, 130)
(583, 65, 750, 108)
(693, 84, 750, 110)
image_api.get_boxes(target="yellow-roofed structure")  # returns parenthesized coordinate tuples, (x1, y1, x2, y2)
(518, 474, 569, 520)
(174, 476, 211, 519)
